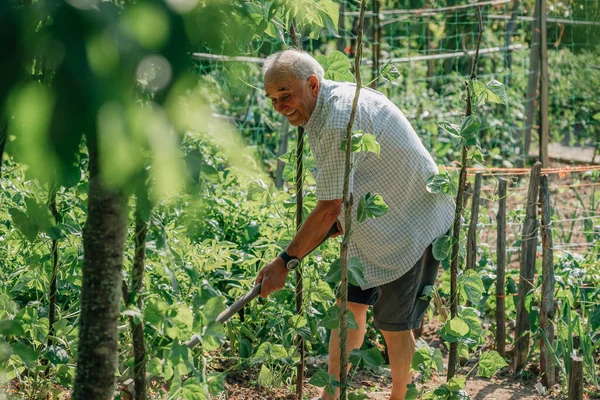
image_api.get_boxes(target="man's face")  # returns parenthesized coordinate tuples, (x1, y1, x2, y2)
(264, 68, 319, 126)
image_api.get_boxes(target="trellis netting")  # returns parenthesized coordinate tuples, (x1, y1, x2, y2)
(193, 0, 599, 169)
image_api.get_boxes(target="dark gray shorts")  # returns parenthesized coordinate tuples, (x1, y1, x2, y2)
(338, 244, 439, 332)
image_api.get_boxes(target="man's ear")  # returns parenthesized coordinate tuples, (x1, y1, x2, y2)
(307, 75, 319, 97)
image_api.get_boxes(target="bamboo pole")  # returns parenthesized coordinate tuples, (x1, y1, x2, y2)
(522, 0, 541, 166)
(539, 0, 549, 167)
(466, 173, 483, 271)
(339, 1, 367, 398)
(539, 175, 555, 387)
(447, 7, 484, 381)
(495, 178, 507, 357)
(513, 162, 541, 372)
(568, 356, 583, 400)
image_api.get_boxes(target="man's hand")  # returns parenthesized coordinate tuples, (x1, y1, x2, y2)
(255, 257, 289, 298)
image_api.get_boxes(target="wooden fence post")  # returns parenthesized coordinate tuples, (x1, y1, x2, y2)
(466, 173, 483, 271)
(495, 177, 507, 357)
(539, 0, 549, 167)
(522, 0, 541, 166)
(370, 0, 380, 88)
(514, 162, 541, 373)
(539, 175, 555, 387)
(568, 356, 583, 400)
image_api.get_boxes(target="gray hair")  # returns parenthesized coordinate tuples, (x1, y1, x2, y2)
(263, 49, 325, 81)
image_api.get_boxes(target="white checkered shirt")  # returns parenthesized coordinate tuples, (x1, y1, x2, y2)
(303, 79, 455, 289)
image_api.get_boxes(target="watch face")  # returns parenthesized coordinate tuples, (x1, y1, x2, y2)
(286, 259, 300, 270)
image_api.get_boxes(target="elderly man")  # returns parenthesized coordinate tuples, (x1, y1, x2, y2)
(255, 49, 454, 400)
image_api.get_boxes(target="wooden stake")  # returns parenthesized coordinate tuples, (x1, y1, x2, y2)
(514, 162, 541, 373)
(447, 7, 484, 381)
(568, 356, 583, 400)
(495, 178, 507, 357)
(370, 0, 380, 89)
(290, 21, 306, 400)
(466, 173, 483, 271)
(539, 0, 550, 167)
(539, 175, 555, 387)
(522, 0, 541, 166)
(339, 1, 367, 398)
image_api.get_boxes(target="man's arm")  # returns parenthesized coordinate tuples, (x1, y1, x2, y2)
(256, 199, 342, 298)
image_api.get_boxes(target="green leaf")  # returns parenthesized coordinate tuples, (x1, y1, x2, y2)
(340, 131, 380, 156)
(477, 350, 508, 378)
(380, 62, 402, 82)
(252, 342, 288, 363)
(319, 51, 354, 82)
(437, 121, 461, 140)
(470, 79, 487, 107)
(432, 235, 456, 261)
(405, 384, 419, 400)
(460, 270, 484, 305)
(147, 357, 163, 377)
(321, 306, 358, 330)
(459, 116, 480, 142)
(181, 381, 208, 400)
(12, 343, 38, 368)
(593, 112, 600, 122)
(419, 285, 435, 301)
(45, 345, 69, 366)
(324, 259, 341, 283)
(257, 364, 274, 387)
(166, 304, 194, 340)
(9, 208, 39, 242)
(348, 391, 370, 400)
(485, 79, 508, 105)
(356, 192, 388, 223)
(446, 376, 466, 392)
(440, 317, 470, 342)
(590, 305, 600, 330)
(348, 257, 367, 288)
(411, 346, 432, 371)
(202, 297, 226, 322)
(359, 347, 384, 369)
(0, 319, 24, 337)
(309, 368, 329, 387)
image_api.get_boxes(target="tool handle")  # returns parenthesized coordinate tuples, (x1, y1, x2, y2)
(217, 222, 339, 324)
(216, 283, 262, 323)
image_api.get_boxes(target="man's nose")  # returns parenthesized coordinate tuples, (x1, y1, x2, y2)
(274, 102, 285, 114)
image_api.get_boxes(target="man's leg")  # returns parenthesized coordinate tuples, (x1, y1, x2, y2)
(381, 329, 416, 400)
(321, 301, 370, 400)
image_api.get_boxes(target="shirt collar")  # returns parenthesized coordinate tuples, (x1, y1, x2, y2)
(303, 79, 329, 133)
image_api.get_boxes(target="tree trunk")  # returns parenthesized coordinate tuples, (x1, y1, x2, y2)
(73, 145, 128, 400)
(48, 183, 59, 347)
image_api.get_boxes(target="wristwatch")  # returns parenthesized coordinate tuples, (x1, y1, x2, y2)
(279, 251, 300, 271)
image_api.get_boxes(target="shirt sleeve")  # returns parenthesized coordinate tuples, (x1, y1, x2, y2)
(314, 128, 355, 201)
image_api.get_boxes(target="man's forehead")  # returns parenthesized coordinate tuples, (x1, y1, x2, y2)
(264, 68, 298, 94)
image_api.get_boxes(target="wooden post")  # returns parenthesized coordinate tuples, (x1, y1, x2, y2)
(503, 0, 521, 87)
(275, 120, 289, 189)
(539, 0, 549, 167)
(522, 0, 541, 166)
(568, 356, 583, 400)
(337, 1, 346, 53)
(514, 162, 541, 373)
(370, 0, 380, 88)
(295, 126, 305, 399)
(495, 178, 507, 357)
(290, 22, 305, 400)
(466, 173, 483, 271)
(539, 175, 555, 387)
